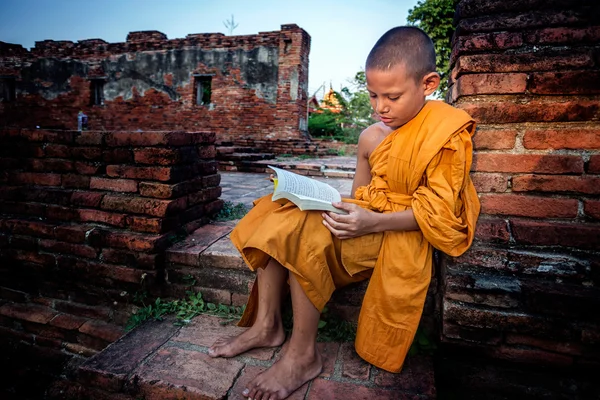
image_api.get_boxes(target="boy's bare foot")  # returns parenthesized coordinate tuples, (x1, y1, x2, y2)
(243, 346, 322, 400)
(208, 322, 285, 358)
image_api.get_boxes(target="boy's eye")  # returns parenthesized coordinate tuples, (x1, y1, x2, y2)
(389, 96, 400, 101)
(369, 94, 377, 98)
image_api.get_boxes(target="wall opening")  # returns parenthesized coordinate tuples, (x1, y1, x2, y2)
(194, 74, 213, 106)
(0, 76, 16, 102)
(90, 78, 105, 105)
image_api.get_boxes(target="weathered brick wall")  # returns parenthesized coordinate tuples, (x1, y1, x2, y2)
(0, 128, 221, 396)
(443, 0, 600, 372)
(0, 24, 310, 142)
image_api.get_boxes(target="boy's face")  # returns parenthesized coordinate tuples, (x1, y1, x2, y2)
(366, 63, 435, 129)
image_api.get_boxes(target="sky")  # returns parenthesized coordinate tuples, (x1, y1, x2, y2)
(0, 0, 420, 98)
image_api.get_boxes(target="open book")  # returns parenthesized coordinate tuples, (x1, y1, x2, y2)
(269, 166, 347, 214)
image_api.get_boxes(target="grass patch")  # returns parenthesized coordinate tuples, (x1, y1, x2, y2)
(214, 201, 249, 221)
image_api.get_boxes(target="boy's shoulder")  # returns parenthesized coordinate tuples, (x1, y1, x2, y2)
(359, 122, 393, 143)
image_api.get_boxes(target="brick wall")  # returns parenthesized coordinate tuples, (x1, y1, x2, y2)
(443, 0, 600, 373)
(0, 128, 221, 396)
(0, 24, 311, 142)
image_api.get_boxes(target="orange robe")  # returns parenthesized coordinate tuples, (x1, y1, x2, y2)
(230, 100, 480, 372)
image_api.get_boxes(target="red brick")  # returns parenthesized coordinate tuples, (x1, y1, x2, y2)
(9, 172, 61, 186)
(102, 148, 133, 163)
(74, 161, 102, 175)
(106, 165, 173, 181)
(90, 177, 138, 193)
(79, 320, 124, 342)
(105, 131, 192, 147)
(229, 365, 309, 400)
(513, 175, 600, 195)
(44, 144, 71, 158)
(584, 200, 600, 219)
(307, 379, 400, 400)
(471, 172, 508, 193)
(102, 230, 169, 252)
(27, 129, 74, 143)
(101, 195, 187, 217)
(70, 191, 104, 207)
(457, 100, 600, 124)
(125, 216, 166, 233)
(524, 26, 600, 45)
(187, 186, 222, 206)
(100, 249, 162, 269)
(587, 155, 600, 174)
(523, 128, 600, 150)
(198, 144, 216, 159)
(45, 205, 78, 221)
(61, 174, 90, 189)
(64, 342, 98, 357)
(452, 32, 523, 63)
(0, 302, 58, 324)
(530, 71, 600, 95)
(138, 177, 205, 199)
(480, 194, 577, 218)
(54, 224, 94, 243)
(39, 239, 98, 258)
(79, 209, 128, 227)
(486, 345, 573, 366)
(510, 219, 600, 249)
(133, 147, 196, 165)
(453, 73, 527, 100)
(49, 313, 88, 330)
(473, 128, 517, 150)
(7, 219, 56, 238)
(340, 342, 370, 380)
(75, 131, 104, 145)
(473, 153, 583, 174)
(72, 147, 102, 161)
(8, 235, 37, 250)
(453, 52, 594, 77)
(7, 249, 56, 265)
(475, 217, 510, 243)
(25, 158, 74, 172)
(505, 333, 583, 356)
(54, 299, 111, 320)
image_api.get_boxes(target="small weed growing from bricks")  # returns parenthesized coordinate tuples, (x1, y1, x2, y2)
(214, 201, 249, 221)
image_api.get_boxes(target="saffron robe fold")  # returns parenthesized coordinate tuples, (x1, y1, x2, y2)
(230, 100, 480, 373)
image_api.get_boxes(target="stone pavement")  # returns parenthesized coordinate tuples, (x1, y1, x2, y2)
(65, 315, 435, 399)
(220, 171, 355, 207)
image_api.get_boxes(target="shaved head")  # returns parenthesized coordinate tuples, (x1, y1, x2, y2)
(366, 26, 436, 82)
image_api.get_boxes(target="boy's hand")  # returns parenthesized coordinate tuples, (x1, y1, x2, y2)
(322, 202, 379, 239)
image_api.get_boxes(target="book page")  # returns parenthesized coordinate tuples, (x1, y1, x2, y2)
(269, 166, 341, 203)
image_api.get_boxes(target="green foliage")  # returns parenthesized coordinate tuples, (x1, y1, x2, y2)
(308, 109, 344, 138)
(125, 290, 246, 331)
(407, 0, 458, 98)
(214, 201, 248, 221)
(408, 327, 437, 356)
(282, 304, 357, 342)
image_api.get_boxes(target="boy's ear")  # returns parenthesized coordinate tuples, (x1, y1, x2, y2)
(422, 72, 440, 96)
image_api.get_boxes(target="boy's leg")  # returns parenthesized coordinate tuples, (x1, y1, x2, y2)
(244, 272, 322, 400)
(208, 258, 287, 357)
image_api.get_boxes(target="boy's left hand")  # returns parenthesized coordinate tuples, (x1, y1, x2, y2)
(322, 202, 379, 239)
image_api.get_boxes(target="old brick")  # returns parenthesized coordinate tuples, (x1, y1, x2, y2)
(473, 153, 583, 174)
(90, 177, 138, 193)
(505, 333, 583, 356)
(510, 219, 600, 249)
(102, 230, 170, 252)
(202, 173, 221, 187)
(0, 302, 57, 324)
(54, 299, 111, 320)
(61, 174, 90, 189)
(9, 235, 37, 251)
(587, 155, 600, 174)
(54, 224, 94, 243)
(79, 320, 124, 342)
(74, 161, 103, 175)
(512, 175, 600, 195)
(100, 249, 162, 269)
(102, 148, 133, 163)
(473, 128, 517, 150)
(7, 219, 56, 238)
(523, 128, 600, 150)
(105, 131, 192, 147)
(481, 194, 577, 218)
(44, 144, 71, 158)
(125, 215, 169, 234)
(75, 131, 104, 145)
(45, 205, 78, 221)
(197, 144, 216, 159)
(487, 345, 573, 366)
(453, 32, 523, 62)
(79, 209, 128, 227)
(340, 342, 370, 380)
(133, 147, 197, 165)
(524, 26, 600, 45)
(9, 172, 61, 186)
(70, 191, 104, 207)
(138, 176, 205, 199)
(101, 195, 187, 217)
(64, 342, 98, 357)
(49, 313, 88, 330)
(584, 200, 600, 219)
(471, 172, 508, 193)
(530, 71, 600, 95)
(475, 217, 510, 243)
(187, 186, 222, 206)
(25, 158, 74, 172)
(106, 165, 173, 181)
(72, 147, 102, 161)
(457, 100, 600, 124)
(453, 73, 527, 101)
(307, 379, 398, 400)
(39, 239, 97, 258)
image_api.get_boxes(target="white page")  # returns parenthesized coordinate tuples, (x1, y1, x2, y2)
(269, 166, 341, 203)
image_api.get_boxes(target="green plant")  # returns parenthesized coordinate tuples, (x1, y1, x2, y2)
(125, 290, 246, 331)
(214, 201, 248, 221)
(408, 327, 437, 356)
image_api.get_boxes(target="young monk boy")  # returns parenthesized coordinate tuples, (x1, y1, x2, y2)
(209, 26, 480, 400)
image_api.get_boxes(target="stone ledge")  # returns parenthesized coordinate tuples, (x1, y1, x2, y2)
(64, 314, 435, 399)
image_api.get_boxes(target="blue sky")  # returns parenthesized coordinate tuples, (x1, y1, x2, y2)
(0, 0, 420, 97)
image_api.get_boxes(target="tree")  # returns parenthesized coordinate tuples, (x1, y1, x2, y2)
(407, 0, 458, 98)
(223, 14, 239, 35)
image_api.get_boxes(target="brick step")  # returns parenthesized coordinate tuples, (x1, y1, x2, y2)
(219, 152, 276, 161)
(218, 156, 357, 178)
(62, 315, 435, 399)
